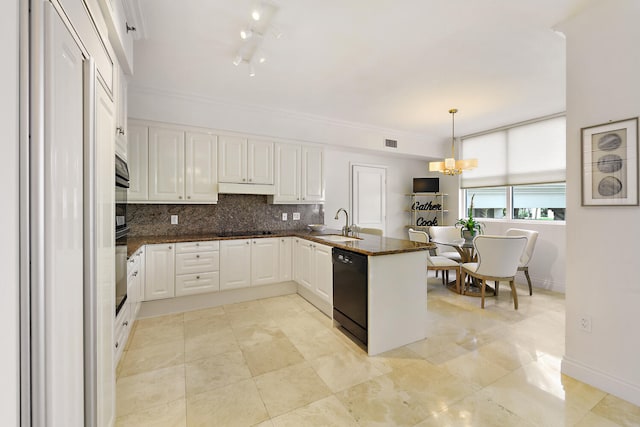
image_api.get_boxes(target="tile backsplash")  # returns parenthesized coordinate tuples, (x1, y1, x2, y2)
(127, 194, 324, 236)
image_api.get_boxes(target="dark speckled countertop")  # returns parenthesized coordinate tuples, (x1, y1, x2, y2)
(125, 229, 434, 258)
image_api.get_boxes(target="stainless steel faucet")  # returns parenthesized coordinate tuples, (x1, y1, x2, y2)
(334, 208, 350, 236)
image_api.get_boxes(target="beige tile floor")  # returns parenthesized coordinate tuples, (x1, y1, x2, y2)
(115, 276, 640, 427)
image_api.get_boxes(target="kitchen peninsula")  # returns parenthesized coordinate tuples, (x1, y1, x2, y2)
(124, 230, 434, 356)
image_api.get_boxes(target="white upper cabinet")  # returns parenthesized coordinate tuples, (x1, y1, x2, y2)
(302, 146, 325, 202)
(128, 121, 218, 204)
(97, 0, 134, 74)
(185, 132, 218, 202)
(248, 139, 274, 184)
(127, 124, 148, 201)
(271, 143, 324, 204)
(219, 136, 273, 184)
(273, 143, 301, 203)
(148, 127, 185, 201)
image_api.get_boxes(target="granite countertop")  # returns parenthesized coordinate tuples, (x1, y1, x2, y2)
(125, 229, 434, 258)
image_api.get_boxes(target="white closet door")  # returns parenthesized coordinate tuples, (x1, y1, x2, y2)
(351, 164, 387, 233)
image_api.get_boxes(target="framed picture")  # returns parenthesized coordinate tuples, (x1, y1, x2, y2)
(581, 117, 639, 206)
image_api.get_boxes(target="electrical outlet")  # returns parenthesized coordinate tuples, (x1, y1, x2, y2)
(171, 215, 178, 225)
(579, 315, 592, 333)
(281, 212, 288, 221)
(293, 212, 301, 220)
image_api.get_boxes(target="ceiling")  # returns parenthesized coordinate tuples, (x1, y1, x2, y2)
(129, 0, 587, 142)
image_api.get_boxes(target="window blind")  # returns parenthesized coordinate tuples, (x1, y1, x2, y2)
(460, 116, 566, 188)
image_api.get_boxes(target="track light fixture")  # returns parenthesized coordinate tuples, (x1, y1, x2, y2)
(233, 2, 281, 77)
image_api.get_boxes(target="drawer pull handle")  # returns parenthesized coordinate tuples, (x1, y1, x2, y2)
(196, 255, 200, 258)
(123, 321, 129, 327)
(115, 342, 119, 348)
(196, 276, 200, 279)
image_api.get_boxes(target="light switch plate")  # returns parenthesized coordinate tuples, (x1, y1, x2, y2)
(293, 212, 301, 220)
(282, 212, 288, 221)
(171, 215, 178, 225)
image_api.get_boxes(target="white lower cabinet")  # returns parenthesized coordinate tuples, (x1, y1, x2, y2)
(313, 243, 333, 303)
(294, 238, 333, 305)
(114, 302, 130, 364)
(144, 243, 176, 300)
(220, 238, 282, 290)
(220, 239, 252, 290)
(278, 237, 293, 282)
(127, 246, 145, 320)
(175, 241, 220, 296)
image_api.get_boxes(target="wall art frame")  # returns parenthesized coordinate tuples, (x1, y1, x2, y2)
(581, 117, 638, 206)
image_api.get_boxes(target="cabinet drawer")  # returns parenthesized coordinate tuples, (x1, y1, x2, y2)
(176, 251, 219, 274)
(176, 241, 220, 253)
(175, 272, 220, 296)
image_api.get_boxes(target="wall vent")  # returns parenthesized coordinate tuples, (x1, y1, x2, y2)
(384, 138, 398, 148)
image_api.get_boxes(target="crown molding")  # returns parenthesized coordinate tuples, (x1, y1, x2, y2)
(128, 84, 432, 140)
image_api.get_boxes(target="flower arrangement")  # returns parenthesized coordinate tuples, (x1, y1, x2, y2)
(455, 194, 484, 237)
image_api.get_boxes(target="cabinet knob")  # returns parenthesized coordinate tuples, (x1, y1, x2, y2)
(129, 258, 135, 264)
(187, 196, 191, 199)
(179, 196, 183, 199)
(132, 271, 138, 277)
(168, 246, 172, 249)
(249, 178, 252, 182)
(123, 321, 129, 327)
(302, 197, 305, 200)
(196, 243, 199, 246)
(246, 241, 250, 245)
(196, 254, 200, 258)
(115, 342, 119, 349)
(242, 178, 246, 182)
(196, 275, 200, 280)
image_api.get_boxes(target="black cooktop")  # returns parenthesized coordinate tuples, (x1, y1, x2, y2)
(216, 230, 276, 237)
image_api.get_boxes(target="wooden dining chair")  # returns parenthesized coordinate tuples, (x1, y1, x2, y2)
(408, 228, 461, 292)
(460, 235, 527, 309)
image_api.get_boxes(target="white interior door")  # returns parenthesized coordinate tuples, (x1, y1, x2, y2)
(351, 164, 386, 233)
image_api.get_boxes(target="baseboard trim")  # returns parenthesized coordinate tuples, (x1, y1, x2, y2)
(138, 281, 297, 318)
(562, 356, 640, 406)
(296, 285, 332, 318)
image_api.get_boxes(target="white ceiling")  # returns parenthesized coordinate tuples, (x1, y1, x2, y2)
(130, 0, 587, 141)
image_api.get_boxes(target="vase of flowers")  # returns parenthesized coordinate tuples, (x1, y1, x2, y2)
(455, 194, 484, 242)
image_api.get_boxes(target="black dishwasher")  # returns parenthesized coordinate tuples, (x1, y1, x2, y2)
(333, 248, 368, 346)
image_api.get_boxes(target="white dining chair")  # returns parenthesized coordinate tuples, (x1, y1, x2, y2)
(505, 228, 539, 295)
(460, 235, 527, 309)
(409, 228, 461, 292)
(428, 226, 463, 262)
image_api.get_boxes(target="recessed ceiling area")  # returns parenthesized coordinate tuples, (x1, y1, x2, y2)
(130, 0, 586, 141)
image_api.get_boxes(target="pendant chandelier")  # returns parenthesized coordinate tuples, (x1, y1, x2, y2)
(429, 108, 478, 175)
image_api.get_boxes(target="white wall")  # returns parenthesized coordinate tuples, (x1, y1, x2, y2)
(483, 221, 566, 292)
(560, 0, 640, 406)
(1, 0, 20, 424)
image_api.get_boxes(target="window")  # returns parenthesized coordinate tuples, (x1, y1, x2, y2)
(512, 183, 566, 221)
(460, 115, 566, 221)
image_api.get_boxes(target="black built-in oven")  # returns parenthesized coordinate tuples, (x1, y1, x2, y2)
(115, 155, 129, 315)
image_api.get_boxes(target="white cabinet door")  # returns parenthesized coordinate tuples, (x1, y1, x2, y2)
(278, 237, 293, 282)
(218, 135, 247, 183)
(185, 131, 218, 202)
(251, 238, 279, 286)
(314, 243, 333, 304)
(248, 139, 274, 184)
(114, 65, 127, 159)
(302, 146, 325, 202)
(144, 244, 175, 300)
(220, 239, 252, 290)
(274, 143, 301, 203)
(127, 124, 148, 201)
(296, 239, 314, 291)
(148, 127, 185, 201)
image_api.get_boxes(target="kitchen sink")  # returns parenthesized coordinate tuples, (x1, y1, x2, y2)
(315, 235, 362, 243)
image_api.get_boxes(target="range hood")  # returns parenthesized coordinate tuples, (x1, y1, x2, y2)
(217, 182, 276, 195)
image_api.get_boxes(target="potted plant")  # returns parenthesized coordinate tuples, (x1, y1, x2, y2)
(455, 194, 484, 242)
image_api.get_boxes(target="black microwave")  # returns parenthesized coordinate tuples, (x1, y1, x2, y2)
(115, 155, 129, 239)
